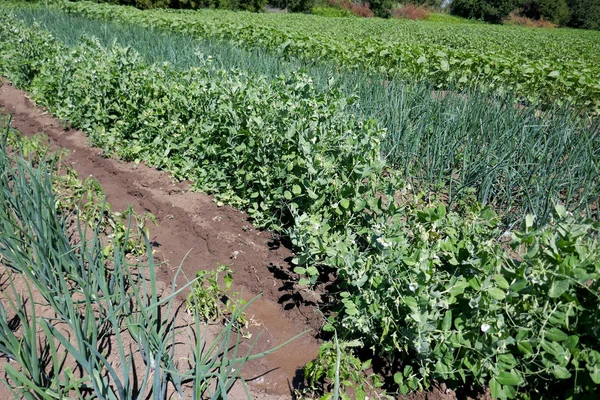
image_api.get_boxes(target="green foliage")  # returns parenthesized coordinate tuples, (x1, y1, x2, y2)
(304, 338, 380, 399)
(10, 6, 600, 224)
(521, 0, 571, 25)
(4, 129, 156, 256)
(426, 11, 479, 22)
(73, 0, 266, 11)
(273, 0, 316, 12)
(53, 0, 600, 113)
(567, 0, 600, 30)
(2, 15, 600, 398)
(401, 0, 442, 7)
(0, 116, 285, 399)
(186, 264, 248, 331)
(451, 0, 518, 23)
(369, 0, 394, 17)
(311, 5, 354, 17)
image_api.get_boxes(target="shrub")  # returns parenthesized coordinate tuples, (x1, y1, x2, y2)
(400, 0, 442, 8)
(450, 0, 518, 23)
(328, 0, 374, 17)
(237, 0, 267, 11)
(368, 0, 394, 17)
(80, 0, 267, 11)
(390, 3, 430, 19)
(567, 0, 600, 30)
(272, 0, 316, 12)
(503, 10, 557, 27)
(311, 5, 354, 16)
(520, 0, 570, 25)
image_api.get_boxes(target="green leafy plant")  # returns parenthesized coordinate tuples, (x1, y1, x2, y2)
(1, 12, 600, 399)
(186, 263, 248, 331)
(7, 5, 600, 224)
(303, 336, 382, 400)
(52, 0, 600, 113)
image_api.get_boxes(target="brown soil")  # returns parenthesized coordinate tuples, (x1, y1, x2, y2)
(0, 79, 321, 399)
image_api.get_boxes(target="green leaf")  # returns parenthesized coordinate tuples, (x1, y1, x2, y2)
(307, 188, 318, 199)
(590, 364, 600, 384)
(292, 184, 302, 195)
(234, 143, 246, 152)
(548, 70, 560, 78)
(563, 335, 579, 350)
(284, 190, 292, 200)
(448, 280, 469, 296)
(440, 59, 449, 72)
(298, 278, 310, 286)
(509, 279, 527, 293)
(489, 378, 503, 399)
(546, 328, 569, 342)
(223, 273, 233, 288)
(441, 310, 452, 331)
(554, 204, 566, 217)
(549, 279, 570, 298)
(525, 214, 535, 229)
(496, 370, 520, 386)
(487, 287, 506, 300)
(353, 199, 366, 212)
(293, 267, 306, 275)
(393, 372, 402, 384)
(517, 341, 534, 357)
(494, 274, 510, 290)
(498, 354, 517, 370)
(552, 365, 571, 379)
(340, 198, 350, 209)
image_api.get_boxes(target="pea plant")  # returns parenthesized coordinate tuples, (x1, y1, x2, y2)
(1, 16, 600, 398)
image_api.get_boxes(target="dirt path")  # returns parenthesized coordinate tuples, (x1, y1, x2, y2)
(0, 79, 321, 398)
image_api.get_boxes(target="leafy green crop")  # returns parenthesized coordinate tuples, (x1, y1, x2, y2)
(9, 6, 600, 224)
(2, 16, 600, 398)
(54, 0, 600, 113)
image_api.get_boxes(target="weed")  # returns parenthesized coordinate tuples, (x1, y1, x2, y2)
(186, 264, 249, 332)
(390, 3, 430, 20)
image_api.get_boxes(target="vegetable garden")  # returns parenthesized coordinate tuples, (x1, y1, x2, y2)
(56, 0, 600, 113)
(1, 1, 600, 399)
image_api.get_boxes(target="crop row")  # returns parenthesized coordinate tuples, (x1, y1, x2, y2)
(10, 5, 600, 225)
(54, 0, 600, 112)
(0, 118, 273, 398)
(2, 16, 600, 398)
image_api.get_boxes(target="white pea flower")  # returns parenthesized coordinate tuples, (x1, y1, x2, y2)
(376, 237, 391, 248)
(481, 323, 491, 333)
(409, 283, 418, 292)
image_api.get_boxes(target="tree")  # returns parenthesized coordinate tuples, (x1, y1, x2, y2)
(566, 0, 600, 30)
(521, 0, 570, 25)
(450, 0, 518, 23)
(369, 0, 395, 17)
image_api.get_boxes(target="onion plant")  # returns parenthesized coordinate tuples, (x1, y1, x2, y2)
(0, 116, 298, 399)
